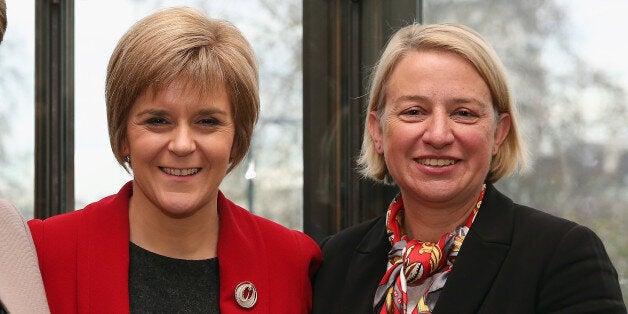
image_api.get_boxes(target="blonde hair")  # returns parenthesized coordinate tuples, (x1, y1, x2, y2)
(358, 23, 526, 184)
(106, 7, 259, 172)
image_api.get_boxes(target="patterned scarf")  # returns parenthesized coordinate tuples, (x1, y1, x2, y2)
(374, 184, 486, 314)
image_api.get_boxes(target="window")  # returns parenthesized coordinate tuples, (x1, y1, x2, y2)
(0, 0, 35, 218)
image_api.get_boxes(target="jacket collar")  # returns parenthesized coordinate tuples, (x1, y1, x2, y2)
(343, 184, 515, 314)
(352, 183, 514, 250)
(216, 190, 270, 312)
(78, 181, 133, 312)
(433, 183, 514, 313)
(336, 217, 389, 313)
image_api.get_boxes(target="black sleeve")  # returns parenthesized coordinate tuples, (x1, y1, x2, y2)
(537, 224, 626, 313)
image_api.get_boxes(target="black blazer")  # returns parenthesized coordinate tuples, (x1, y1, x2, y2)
(312, 184, 626, 313)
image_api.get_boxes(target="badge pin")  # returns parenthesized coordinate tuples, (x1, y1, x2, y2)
(235, 281, 257, 309)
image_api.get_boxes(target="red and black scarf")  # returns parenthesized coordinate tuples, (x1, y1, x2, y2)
(374, 184, 486, 314)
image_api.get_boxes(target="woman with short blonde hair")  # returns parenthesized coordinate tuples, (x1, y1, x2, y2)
(313, 23, 624, 313)
(359, 23, 526, 184)
(106, 6, 259, 173)
(30, 7, 321, 313)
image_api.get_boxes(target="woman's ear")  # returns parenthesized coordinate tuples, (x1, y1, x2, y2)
(493, 113, 511, 155)
(121, 138, 130, 159)
(368, 111, 384, 154)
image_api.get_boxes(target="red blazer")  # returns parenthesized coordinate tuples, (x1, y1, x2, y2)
(29, 182, 322, 313)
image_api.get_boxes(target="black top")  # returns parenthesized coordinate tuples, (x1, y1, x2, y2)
(129, 242, 220, 313)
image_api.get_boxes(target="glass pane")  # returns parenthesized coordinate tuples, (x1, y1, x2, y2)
(75, 0, 304, 229)
(424, 0, 627, 298)
(0, 0, 35, 218)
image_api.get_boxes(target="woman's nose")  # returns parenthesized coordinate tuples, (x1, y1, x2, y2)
(168, 126, 196, 156)
(422, 112, 454, 148)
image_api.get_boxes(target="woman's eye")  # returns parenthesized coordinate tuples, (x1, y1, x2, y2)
(451, 109, 480, 123)
(403, 108, 421, 116)
(199, 118, 219, 125)
(146, 117, 167, 125)
(399, 107, 425, 121)
(454, 109, 474, 117)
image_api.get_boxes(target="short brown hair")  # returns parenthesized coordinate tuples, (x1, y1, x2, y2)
(106, 7, 259, 172)
(358, 23, 526, 184)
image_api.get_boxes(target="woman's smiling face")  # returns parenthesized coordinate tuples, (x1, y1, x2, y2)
(124, 79, 234, 218)
(368, 50, 510, 207)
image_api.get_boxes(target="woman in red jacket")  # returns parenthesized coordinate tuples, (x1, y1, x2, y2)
(29, 7, 321, 313)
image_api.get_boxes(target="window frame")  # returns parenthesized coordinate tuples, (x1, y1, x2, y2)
(303, 0, 420, 242)
(35, 0, 74, 219)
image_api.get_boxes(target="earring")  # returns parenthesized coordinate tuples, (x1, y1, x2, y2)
(123, 155, 133, 174)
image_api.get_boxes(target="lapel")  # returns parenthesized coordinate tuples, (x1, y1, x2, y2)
(340, 217, 390, 313)
(433, 184, 514, 314)
(216, 191, 270, 313)
(78, 182, 132, 313)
